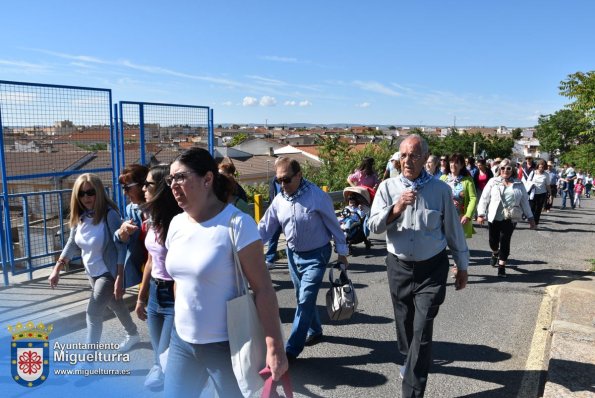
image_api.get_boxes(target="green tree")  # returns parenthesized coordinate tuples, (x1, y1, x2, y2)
(228, 133, 248, 147)
(511, 128, 523, 140)
(559, 71, 595, 139)
(303, 137, 397, 192)
(559, 143, 595, 174)
(534, 109, 590, 158)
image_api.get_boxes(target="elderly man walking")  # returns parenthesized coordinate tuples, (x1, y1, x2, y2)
(258, 157, 349, 360)
(368, 134, 469, 398)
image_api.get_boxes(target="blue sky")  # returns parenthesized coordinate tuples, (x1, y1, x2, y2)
(1, 0, 594, 127)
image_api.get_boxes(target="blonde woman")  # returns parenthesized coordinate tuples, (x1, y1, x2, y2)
(49, 173, 140, 351)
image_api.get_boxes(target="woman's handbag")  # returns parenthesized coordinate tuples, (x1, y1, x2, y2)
(498, 185, 523, 222)
(227, 213, 267, 398)
(502, 205, 523, 222)
(326, 262, 358, 321)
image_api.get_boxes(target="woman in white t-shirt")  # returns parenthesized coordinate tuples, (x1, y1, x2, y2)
(49, 173, 140, 352)
(527, 159, 551, 226)
(163, 148, 288, 397)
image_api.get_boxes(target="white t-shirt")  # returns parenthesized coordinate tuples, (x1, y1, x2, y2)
(532, 172, 550, 194)
(75, 218, 109, 277)
(165, 204, 260, 344)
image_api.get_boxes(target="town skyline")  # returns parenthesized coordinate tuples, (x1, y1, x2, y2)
(1, 1, 594, 127)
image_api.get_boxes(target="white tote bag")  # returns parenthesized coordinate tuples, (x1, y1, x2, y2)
(226, 213, 266, 398)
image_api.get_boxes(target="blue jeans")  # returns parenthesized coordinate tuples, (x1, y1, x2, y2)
(285, 243, 331, 357)
(562, 187, 575, 209)
(164, 328, 242, 398)
(147, 279, 175, 366)
(265, 227, 282, 264)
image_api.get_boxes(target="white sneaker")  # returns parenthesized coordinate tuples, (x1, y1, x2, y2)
(144, 364, 164, 388)
(266, 262, 275, 270)
(118, 334, 140, 353)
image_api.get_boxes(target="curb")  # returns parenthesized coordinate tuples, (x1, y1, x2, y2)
(542, 276, 595, 398)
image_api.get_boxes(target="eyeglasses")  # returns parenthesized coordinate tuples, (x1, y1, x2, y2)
(276, 174, 295, 184)
(78, 189, 96, 198)
(500, 166, 513, 171)
(122, 182, 139, 192)
(400, 153, 423, 161)
(165, 171, 193, 187)
(142, 181, 156, 188)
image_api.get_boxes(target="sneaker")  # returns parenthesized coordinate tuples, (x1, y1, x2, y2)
(265, 262, 275, 270)
(497, 267, 506, 278)
(118, 334, 140, 353)
(144, 365, 164, 388)
(490, 254, 499, 268)
(304, 333, 323, 346)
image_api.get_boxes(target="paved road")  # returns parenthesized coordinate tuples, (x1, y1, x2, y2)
(4, 196, 593, 398)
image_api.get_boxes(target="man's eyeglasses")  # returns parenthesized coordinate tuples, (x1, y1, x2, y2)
(400, 153, 423, 161)
(276, 174, 295, 184)
(165, 172, 193, 187)
(122, 182, 139, 192)
(142, 181, 156, 188)
(500, 166, 513, 171)
(78, 189, 96, 198)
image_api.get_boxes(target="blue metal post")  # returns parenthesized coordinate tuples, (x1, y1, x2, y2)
(139, 104, 146, 166)
(208, 108, 214, 156)
(21, 196, 33, 280)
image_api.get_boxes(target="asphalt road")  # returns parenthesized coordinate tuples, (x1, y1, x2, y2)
(24, 196, 594, 398)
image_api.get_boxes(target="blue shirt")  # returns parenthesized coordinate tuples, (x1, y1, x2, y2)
(258, 179, 349, 255)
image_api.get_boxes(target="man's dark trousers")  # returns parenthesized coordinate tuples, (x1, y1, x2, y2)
(387, 250, 449, 398)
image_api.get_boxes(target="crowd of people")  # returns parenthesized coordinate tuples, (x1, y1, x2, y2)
(48, 139, 590, 398)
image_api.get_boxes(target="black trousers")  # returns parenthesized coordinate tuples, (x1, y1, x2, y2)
(488, 219, 516, 261)
(529, 192, 547, 225)
(387, 250, 449, 398)
(544, 184, 557, 210)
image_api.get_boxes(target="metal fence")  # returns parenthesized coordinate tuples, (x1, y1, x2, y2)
(0, 81, 115, 285)
(115, 101, 212, 209)
(0, 80, 214, 285)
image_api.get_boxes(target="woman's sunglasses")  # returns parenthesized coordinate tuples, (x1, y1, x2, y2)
(78, 189, 96, 198)
(142, 181, 156, 188)
(122, 182, 139, 192)
(500, 166, 513, 171)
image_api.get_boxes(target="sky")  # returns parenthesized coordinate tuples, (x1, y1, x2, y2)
(1, 0, 594, 127)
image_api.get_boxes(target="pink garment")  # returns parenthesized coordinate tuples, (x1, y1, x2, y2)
(145, 225, 172, 281)
(477, 171, 490, 191)
(348, 169, 379, 189)
(574, 183, 584, 195)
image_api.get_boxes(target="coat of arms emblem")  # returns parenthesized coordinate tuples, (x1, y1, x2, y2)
(8, 321, 53, 387)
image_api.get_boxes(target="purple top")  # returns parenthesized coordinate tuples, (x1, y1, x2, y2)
(145, 225, 172, 281)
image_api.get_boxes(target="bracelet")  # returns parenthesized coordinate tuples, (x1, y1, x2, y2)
(137, 299, 147, 305)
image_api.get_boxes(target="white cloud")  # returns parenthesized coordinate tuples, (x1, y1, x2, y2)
(260, 96, 277, 106)
(356, 102, 371, 108)
(299, 100, 312, 107)
(353, 81, 402, 97)
(243, 96, 258, 106)
(261, 55, 298, 63)
(284, 100, 297, 106)
(221, 101, 233, 106)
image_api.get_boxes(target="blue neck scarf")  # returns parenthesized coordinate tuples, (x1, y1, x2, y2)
(399, 169, 433, 191)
